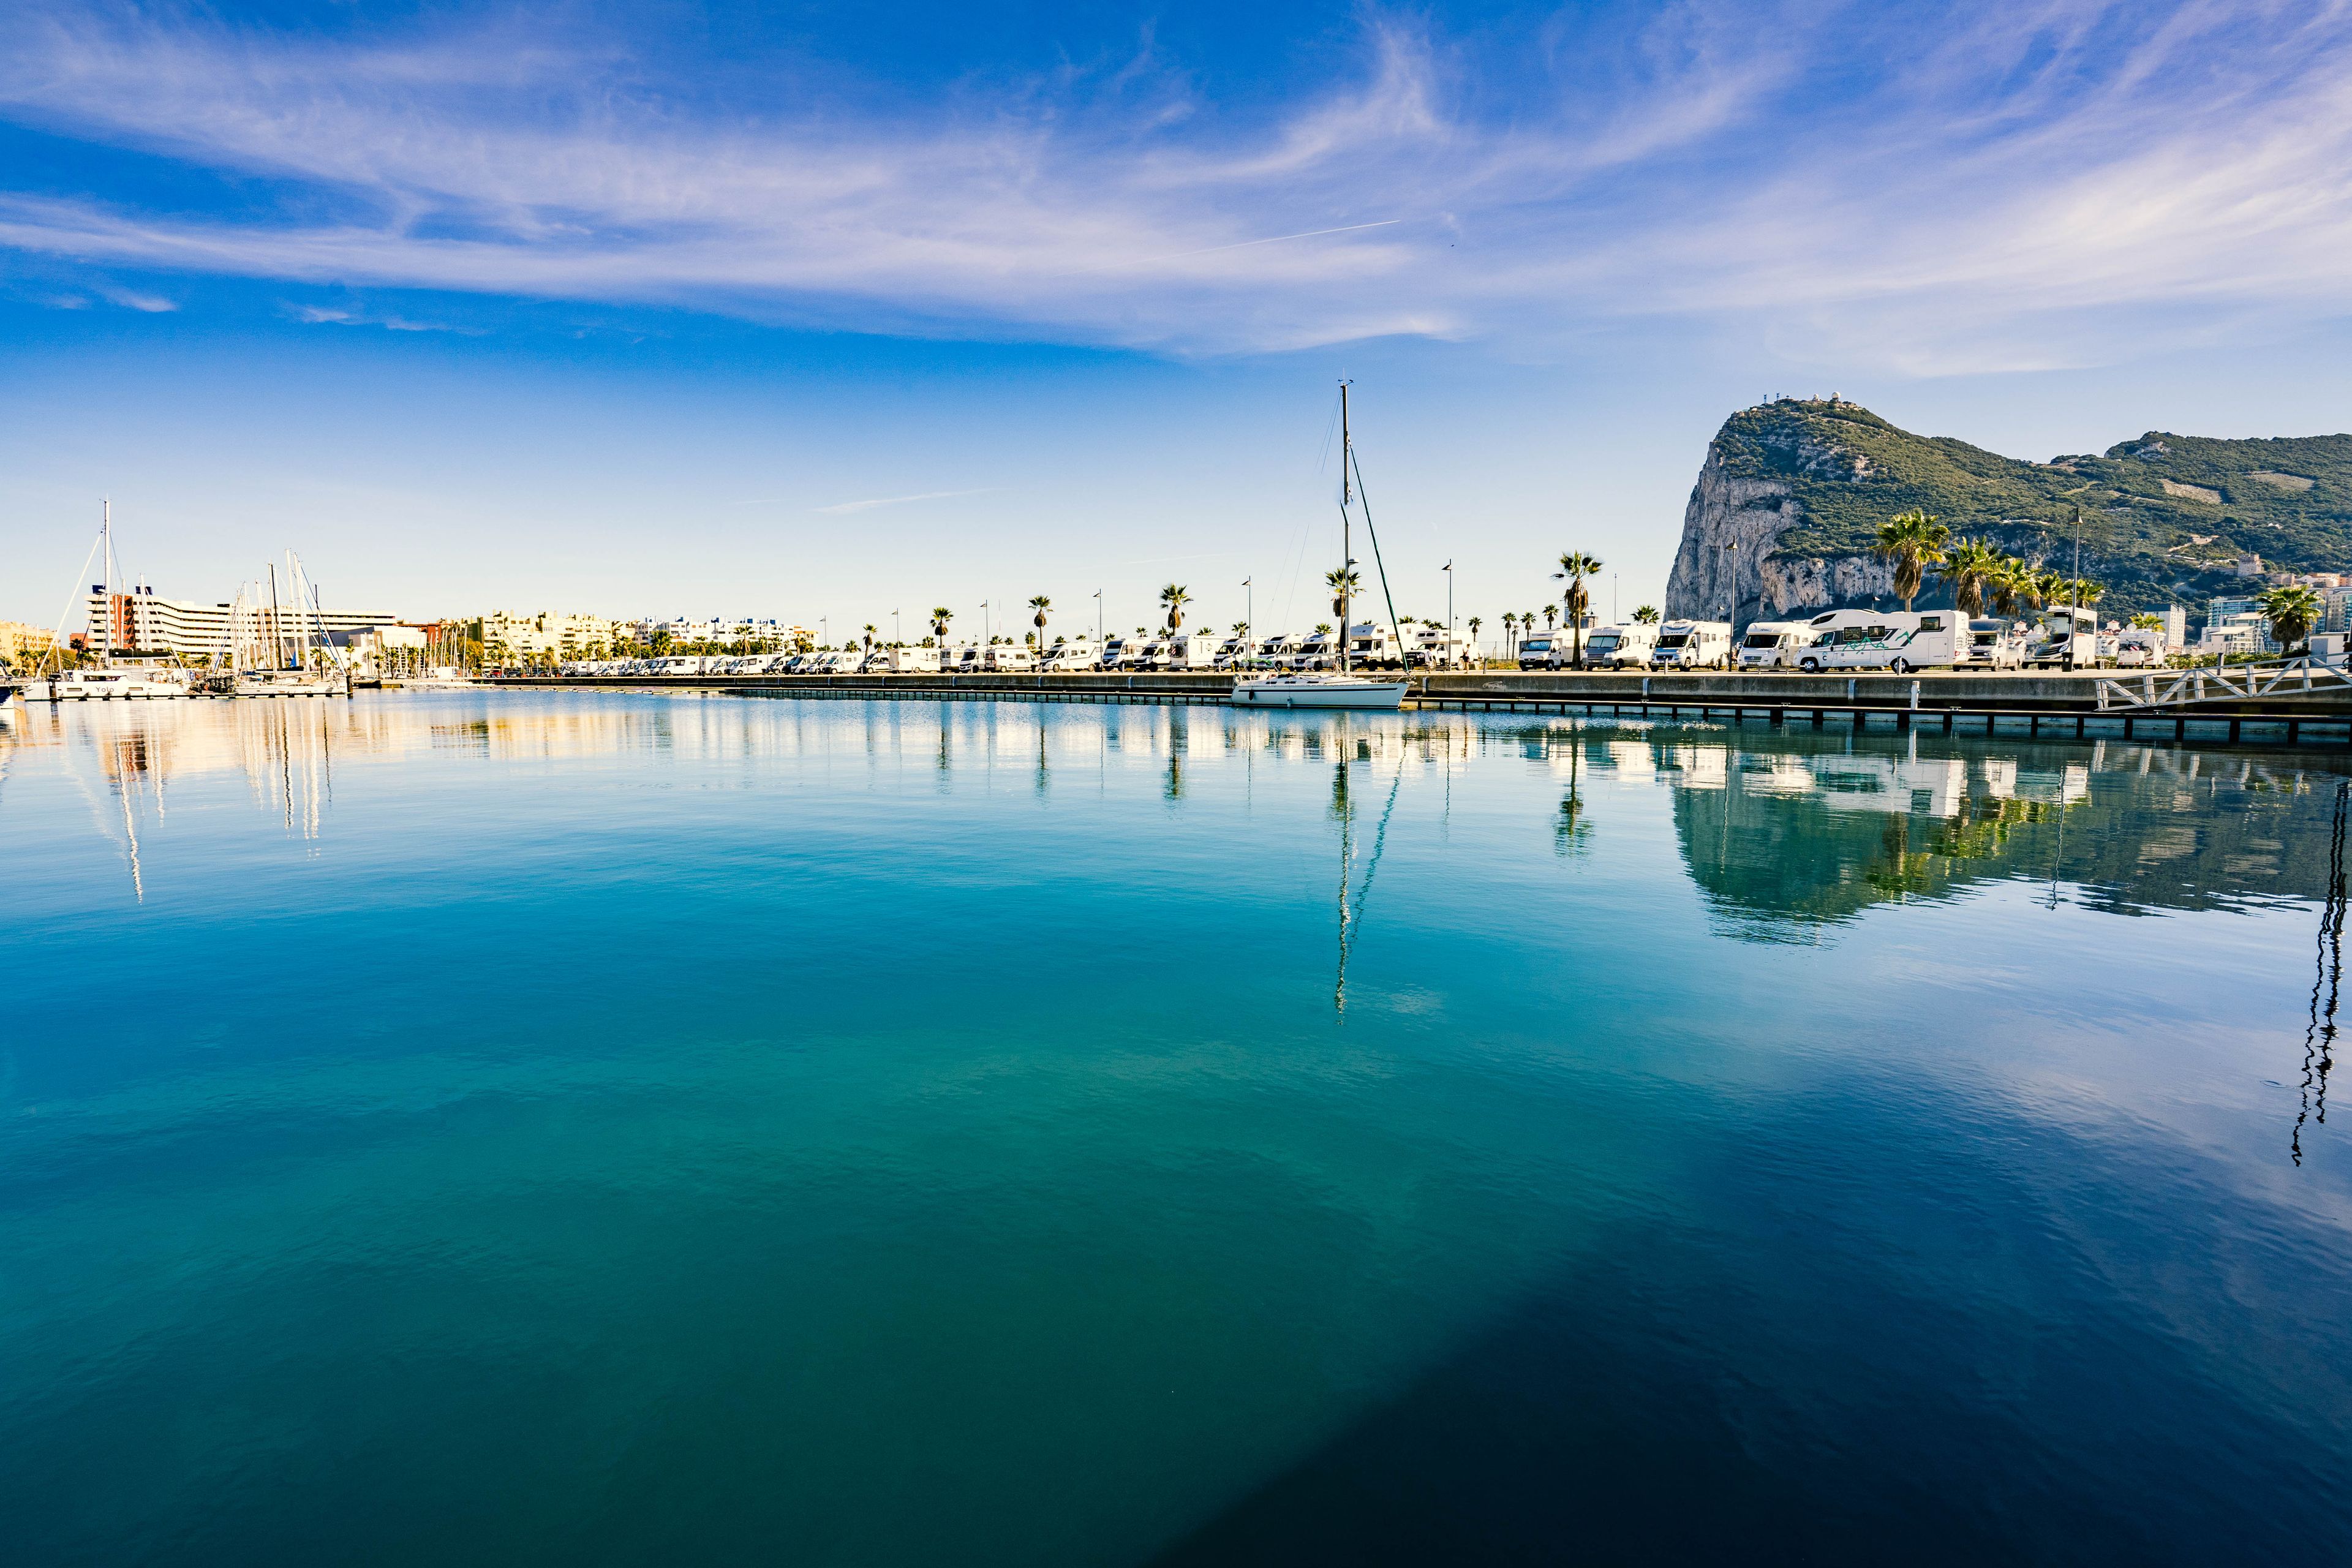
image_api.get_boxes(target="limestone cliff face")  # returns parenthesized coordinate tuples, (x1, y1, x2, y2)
(1664, 427, 1893, 623)
(1659, 397, 2352, 622)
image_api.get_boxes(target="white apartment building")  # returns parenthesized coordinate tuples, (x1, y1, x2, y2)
(481, 610, 627, 660)
(86, 586, 399, 660)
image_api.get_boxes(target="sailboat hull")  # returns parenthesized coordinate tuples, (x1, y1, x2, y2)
(1231, 676, 1406, 710)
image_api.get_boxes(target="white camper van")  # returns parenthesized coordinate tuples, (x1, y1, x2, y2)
(1404, 624, 1480, 669)
(986, 644, 1037, 672)
(1042, 638, 1098, 672)
(1344, 622, 1406, 669)
(1579, 623, 1659, 670)
(1957, 619, 2027, 669)
(1164, 631, 1223, 669)
(1098, 635, 1142, 671)
(1792, 609, 1956, 673)
(1649, 621, 1733, 670)
(880, 646, 941, 674)
(1735, 622, 1811, 669)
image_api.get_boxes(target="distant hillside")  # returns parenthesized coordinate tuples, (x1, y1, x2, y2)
(1662, 399, 2352, 622)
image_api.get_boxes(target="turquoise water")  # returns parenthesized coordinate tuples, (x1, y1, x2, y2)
(2, 692, 2348, 1564)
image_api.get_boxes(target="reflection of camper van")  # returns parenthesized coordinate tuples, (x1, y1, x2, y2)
(1649, 621, 1732, 669)
(1735, 622, 1811, 669)
(1578, 623, 1658, 669)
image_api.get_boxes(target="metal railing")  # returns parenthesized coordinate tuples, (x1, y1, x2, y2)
(2095, 658, 2352, 710)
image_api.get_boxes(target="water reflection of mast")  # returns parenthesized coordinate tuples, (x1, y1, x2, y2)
(2293, 781, 2348, 1166)
(1332, 731, 1404, 1016)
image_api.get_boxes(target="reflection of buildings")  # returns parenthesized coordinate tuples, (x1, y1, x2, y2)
(1628, 726, 2348, 936)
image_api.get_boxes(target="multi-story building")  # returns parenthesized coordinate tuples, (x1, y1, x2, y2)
(480, 610, 627, 660)
(0, 620, 59, 668)
(83, 586, 398, 661)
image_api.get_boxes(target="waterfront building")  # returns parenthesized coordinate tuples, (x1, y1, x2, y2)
(0, 620, 58, 667)
(481, 611, 627, 660)
(83, 586, 398, 661)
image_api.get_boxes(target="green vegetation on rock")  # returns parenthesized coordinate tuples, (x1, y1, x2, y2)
(1707, 398, 2352, 614)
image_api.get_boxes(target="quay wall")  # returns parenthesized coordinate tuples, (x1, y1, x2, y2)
(483, 669, 2352, 717)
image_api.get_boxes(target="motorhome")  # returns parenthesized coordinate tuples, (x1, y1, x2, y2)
(1792, 609, 1956, 672)
(1956, 619, 2026, 669)
(1042, 638, 1098, 672)
(880, 646, 941, 674)
(1579, 623, 1659, 670)
(1294, 628, 1341, 670)
(2024, 606, 2100, 669)
(1257, 634, 1305, 668)
(1215, 633, 1257, 669)
(1403, 624, 1480, 669)
(2110, 627, 2169, 668)
(1164, 631, 1223, 669)
(1344, 622, 1407, 669)
(1515, 631, 1570, 670)
(1733, 622, 1810, 669)
(1098, 635, 1142, 670)
(1648, 621, 1733, 670)
(986, 644, 1037, 673)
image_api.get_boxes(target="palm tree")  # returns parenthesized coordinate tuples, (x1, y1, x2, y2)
(1029, 595, 1051, 649)
(1940, 539, 2000, 618)
(1632, 605, 1659, 625)
(1872, 510, 1951, 611)
(1501, 611, 1517, 656)
(1553, 551, 1604, 666)
(1985, 559, 2029, 619)
(1159, 584, 1191, 631)
(2259, 584, 2322, 655)
(930, 606, 954, 647)
(2128, 612, 2163, 631)
(2029, 567, 2067, 613)
(1542, 605, 1558, 632)
(1323, 567, 1360, 619)
(1466, 615, 1482, 662)
(861, 623, 876, 663)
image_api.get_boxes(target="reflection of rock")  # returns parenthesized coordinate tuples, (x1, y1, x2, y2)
(1633, 728, 2345, 939)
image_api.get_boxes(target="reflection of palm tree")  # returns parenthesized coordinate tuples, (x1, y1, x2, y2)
(1555, 741, 1591, 856)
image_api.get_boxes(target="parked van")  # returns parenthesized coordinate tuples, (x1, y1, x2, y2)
(880, 646, 941, 673)
(986, 644, 1037, 672)
(1579, 623, 1659, 670)
(809, 649, 864, 674)
(1516, 632, 1568, 669)
(1958, 619, 2026, 669)
(2024, 606, 2100, 669)
(1165, 631, 1223, 669)
(1344, 622, 1407, 669)
(1649, 621, 1733, 670)
(1404, 624, 1480, 669)
(1793, 609, 1956, 672)
(1735, 622, 1811, 669)
(1042, 638, 1098, 672)
(2110, 627, 2169, 668)
(1294, 628, 1341, 669)
(1098, 635, 1142, 670)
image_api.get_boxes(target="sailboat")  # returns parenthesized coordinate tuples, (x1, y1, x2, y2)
(1232, 383, 1408, 712)
(205, 554, 352, 698)
(23, 503, 200, 701)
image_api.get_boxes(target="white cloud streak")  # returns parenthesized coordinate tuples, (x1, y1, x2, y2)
(0, 2, 2348, 370)
(813, 489, 993, 515)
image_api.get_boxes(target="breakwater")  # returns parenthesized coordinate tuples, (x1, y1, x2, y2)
(480, 668, 2352, 744)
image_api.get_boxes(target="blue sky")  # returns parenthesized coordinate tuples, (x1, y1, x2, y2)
(4, 1, 2350, 636)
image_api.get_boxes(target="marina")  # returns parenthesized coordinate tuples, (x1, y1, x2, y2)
(4, 688, 2349, 1562)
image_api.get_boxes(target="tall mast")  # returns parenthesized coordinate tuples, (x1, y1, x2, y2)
(100, 499, 113, 666)
(1339, 382, 1352, 675)
(268, 562, 284, 671)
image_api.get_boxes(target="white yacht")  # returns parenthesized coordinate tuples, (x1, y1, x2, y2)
(1231, 383, 1406, 713)
(24, 668, 195, 701)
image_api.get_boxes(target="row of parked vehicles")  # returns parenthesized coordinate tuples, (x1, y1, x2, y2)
(1516, 608, 2173, 673)
(557, 623, 1487, 679)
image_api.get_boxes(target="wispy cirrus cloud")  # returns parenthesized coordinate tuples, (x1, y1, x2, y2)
(0, 2, 2347, 370)
(812, 489, 993, 515)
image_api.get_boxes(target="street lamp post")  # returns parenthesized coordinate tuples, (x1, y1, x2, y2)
(1243, 577, 1253, 666)
(1443, 560, 1453, 666)
(892, 609, 900, 646)
(1722, 541, 1738, 634)
(1093, 589, 1102, 644)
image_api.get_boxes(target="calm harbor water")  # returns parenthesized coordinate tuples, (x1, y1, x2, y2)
(2, 690, 2348, 1564)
